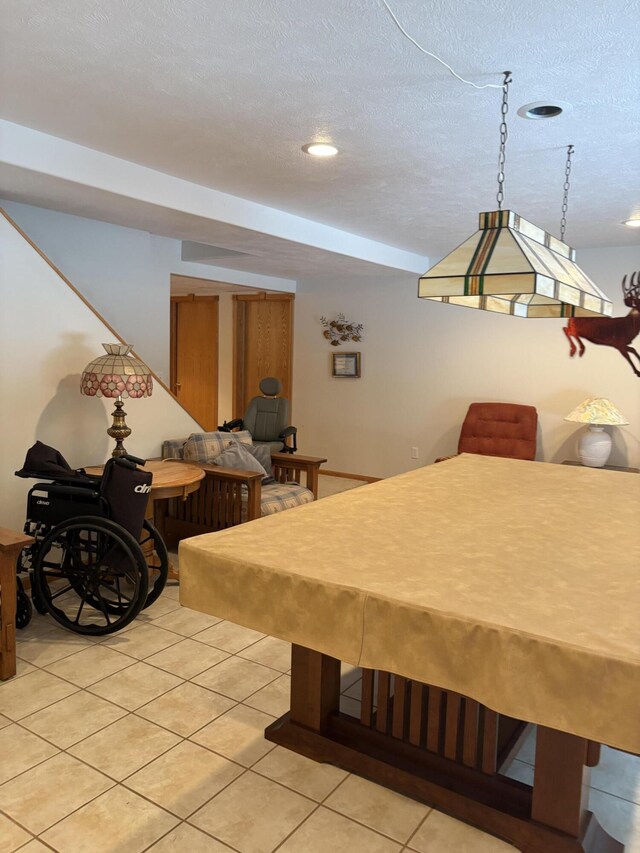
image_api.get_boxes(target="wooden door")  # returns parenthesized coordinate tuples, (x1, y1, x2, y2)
(170, 294, 219, 430)
(233, 293, 294, 418)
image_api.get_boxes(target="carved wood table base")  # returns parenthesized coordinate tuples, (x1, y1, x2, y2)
(266, 646, 624, 853)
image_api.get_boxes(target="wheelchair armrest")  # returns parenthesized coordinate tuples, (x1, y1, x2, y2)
(218, 418, 243, 432)
(32, 483, 101, 500)
(119, 453, 146, 466)
(279, 426, 297, 453)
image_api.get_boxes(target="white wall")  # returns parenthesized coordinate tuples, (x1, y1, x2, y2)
(1, 200, 294, 381)
(292, 246, 640, 477)
(0, 212, 203, 530)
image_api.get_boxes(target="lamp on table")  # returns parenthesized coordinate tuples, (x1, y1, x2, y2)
(564, 397, 628, 468)
(80, 343, 153, 458)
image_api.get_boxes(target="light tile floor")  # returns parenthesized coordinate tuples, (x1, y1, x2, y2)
(1, 475, 638, 852)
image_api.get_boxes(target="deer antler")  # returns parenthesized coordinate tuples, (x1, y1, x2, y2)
(622, 272, 640, 304)
(622, 271, 638, 297)
(622, 272, 640, 310)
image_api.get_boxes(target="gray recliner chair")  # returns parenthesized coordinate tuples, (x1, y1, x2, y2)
(219, 377, 297, 454)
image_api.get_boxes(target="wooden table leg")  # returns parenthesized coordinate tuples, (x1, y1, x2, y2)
(146, 499, 179, 582)
(0, 529, 34, 681)
(289, 645, 341, 732)
(530, 727, 623, 852)
(0, 552, 17, 681)
(532, 727, 590, 837)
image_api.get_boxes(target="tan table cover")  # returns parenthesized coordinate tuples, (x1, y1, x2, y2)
(180, 454, 640, 754)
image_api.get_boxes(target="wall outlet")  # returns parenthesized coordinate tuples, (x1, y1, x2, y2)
(411, 447, 419, 460)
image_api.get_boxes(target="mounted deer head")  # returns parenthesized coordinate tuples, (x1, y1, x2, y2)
(563, 273, 640, 377)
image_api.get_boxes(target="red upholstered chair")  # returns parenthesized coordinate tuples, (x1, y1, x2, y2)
(436, 402, 538, 463)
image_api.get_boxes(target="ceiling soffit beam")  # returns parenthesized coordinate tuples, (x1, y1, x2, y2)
(0, 121, 430, 274)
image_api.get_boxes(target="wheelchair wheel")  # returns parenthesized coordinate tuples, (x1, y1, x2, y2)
(67, 519, 168, 614)
(31, 580, 48, 616)
(16, 578, 33, 629)
(32, 516, 149, 636)
(139, 519, 169, 608)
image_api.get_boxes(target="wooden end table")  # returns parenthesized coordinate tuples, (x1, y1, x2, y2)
(562, 460, 639, 473)
(0, 528, 34, 680)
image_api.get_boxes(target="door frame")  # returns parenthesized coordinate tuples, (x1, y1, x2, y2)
(232, 292, 295, 419)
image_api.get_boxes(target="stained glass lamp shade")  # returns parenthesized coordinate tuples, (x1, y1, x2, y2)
(81, 343, 153, 457)
(418, 211, 613, 318)
(564, 397, 628, 468)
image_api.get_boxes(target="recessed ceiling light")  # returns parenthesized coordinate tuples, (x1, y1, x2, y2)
(623, 218, 640, 228)
(302, 142, 338, 157)
(517, 100, 573, 120)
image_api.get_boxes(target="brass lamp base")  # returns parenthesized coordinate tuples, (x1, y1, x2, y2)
(107, 398, 131, 458)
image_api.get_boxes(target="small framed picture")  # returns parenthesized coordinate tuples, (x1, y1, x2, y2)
(331, 351, 361, 378)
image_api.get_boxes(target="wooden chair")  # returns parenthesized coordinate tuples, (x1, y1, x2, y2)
(0, 528, 33, 680)
(158, 452, 327, 548)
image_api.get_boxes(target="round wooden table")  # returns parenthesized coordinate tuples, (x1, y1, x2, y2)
(86, 459, 204, 580)
(86, 458, 204, 501)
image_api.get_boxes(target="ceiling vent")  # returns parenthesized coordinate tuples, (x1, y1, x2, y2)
(517, 100, 573, 120)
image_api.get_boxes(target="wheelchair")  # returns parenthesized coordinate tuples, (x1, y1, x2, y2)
(218, 376, 297, 453)
(12, 442, 168, 636)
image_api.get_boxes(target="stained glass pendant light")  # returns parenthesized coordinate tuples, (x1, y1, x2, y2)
(418, 74, 613, 318)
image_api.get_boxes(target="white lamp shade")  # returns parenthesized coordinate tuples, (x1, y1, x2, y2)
(564, 397, 628, 425)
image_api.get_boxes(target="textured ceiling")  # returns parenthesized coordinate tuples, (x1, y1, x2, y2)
(1, 0, 639, 258)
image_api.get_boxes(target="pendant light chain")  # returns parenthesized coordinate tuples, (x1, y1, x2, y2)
(496, 71, 512, 211)
(560, 144, 574, 242)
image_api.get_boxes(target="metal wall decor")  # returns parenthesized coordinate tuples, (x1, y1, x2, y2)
(321, 314, 364, 346)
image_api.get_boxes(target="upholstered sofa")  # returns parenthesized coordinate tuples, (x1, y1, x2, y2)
(158, 432, 326, 547)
